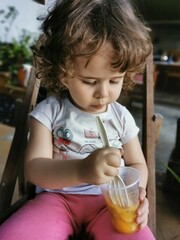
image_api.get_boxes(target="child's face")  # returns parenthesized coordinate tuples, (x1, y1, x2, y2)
(62, 45, 125, 113)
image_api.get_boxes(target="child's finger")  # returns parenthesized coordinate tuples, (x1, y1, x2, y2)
(139, 187, 146, 201)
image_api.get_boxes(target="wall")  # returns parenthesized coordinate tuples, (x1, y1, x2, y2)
(131, 0, 180, 60)
(0, 0, 46, 42)
(151, 25, 180, 59)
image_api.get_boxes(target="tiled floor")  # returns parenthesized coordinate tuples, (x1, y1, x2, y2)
(0, 124, 14, 177)
(154, 92, 180, 240)
(156, 174, 180, 240)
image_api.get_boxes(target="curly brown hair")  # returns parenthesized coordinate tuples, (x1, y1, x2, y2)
(32, 0, 152, 95)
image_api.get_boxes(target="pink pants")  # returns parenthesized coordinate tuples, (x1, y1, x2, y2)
(0, 192, 155, 240)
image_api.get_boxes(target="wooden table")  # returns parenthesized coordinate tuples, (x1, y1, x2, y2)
(0, 84, 26, 100)
(154, 61, 180, 90)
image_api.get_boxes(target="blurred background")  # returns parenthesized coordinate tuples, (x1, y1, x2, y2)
(0, 1, 180, 239)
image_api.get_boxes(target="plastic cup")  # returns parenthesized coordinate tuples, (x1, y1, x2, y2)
(101, 166, 140, 234)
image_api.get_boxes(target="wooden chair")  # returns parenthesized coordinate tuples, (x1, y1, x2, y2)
(0, 67, 40, 221)
(0, 51, 160, 237)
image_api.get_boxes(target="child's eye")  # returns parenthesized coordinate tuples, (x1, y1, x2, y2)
(110, 77, 123, 84)
(110, 80, 119, 84)
(82, 80, 97, 85)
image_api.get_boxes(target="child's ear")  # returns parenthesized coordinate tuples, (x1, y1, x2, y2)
(61, 78, 69, 89)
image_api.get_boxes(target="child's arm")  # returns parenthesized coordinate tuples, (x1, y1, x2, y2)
(25, 118, 122, 189)
(122, 136, 149, 229)
(122, 136, 148, 189)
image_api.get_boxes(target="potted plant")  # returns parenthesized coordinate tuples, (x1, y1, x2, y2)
(0, 6, 34, 86)
(0, 34, 33, 85)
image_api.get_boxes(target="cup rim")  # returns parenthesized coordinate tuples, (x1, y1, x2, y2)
(116, 166, 140, 189)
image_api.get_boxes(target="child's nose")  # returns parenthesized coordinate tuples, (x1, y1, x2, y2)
(95, 83, 109, 98)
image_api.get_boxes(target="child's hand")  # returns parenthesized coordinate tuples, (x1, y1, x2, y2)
(79, 147, 122, 185)
(136, 187, 149, 229)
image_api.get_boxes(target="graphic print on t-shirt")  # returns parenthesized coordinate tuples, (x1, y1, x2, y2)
(53, 121, 122, 160)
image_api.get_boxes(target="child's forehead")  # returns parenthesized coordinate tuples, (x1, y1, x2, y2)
(73, 43, 118, 66)
(71, 46, 126, 77)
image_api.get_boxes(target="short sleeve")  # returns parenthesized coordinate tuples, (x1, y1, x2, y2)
(111, 102, 139, 144)
(120, 109, 139, 144)
(29, 96, 60, 131)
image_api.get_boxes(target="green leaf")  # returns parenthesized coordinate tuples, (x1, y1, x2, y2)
(159, 160, 180, 184)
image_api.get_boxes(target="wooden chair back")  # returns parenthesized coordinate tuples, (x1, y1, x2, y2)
(0, 52, 159, 237)
(0, 67, 40, 223)
(142, 52, 156, 235)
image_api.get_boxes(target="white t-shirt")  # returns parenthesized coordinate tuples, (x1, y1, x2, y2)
(30, 96, 139, 195)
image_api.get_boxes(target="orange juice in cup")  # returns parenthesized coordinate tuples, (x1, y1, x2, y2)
(101, 167, 140, 234)
(106, 198, 139, 234)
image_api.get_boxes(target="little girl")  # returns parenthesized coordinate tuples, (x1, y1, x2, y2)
(0, 0, 155, 239)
